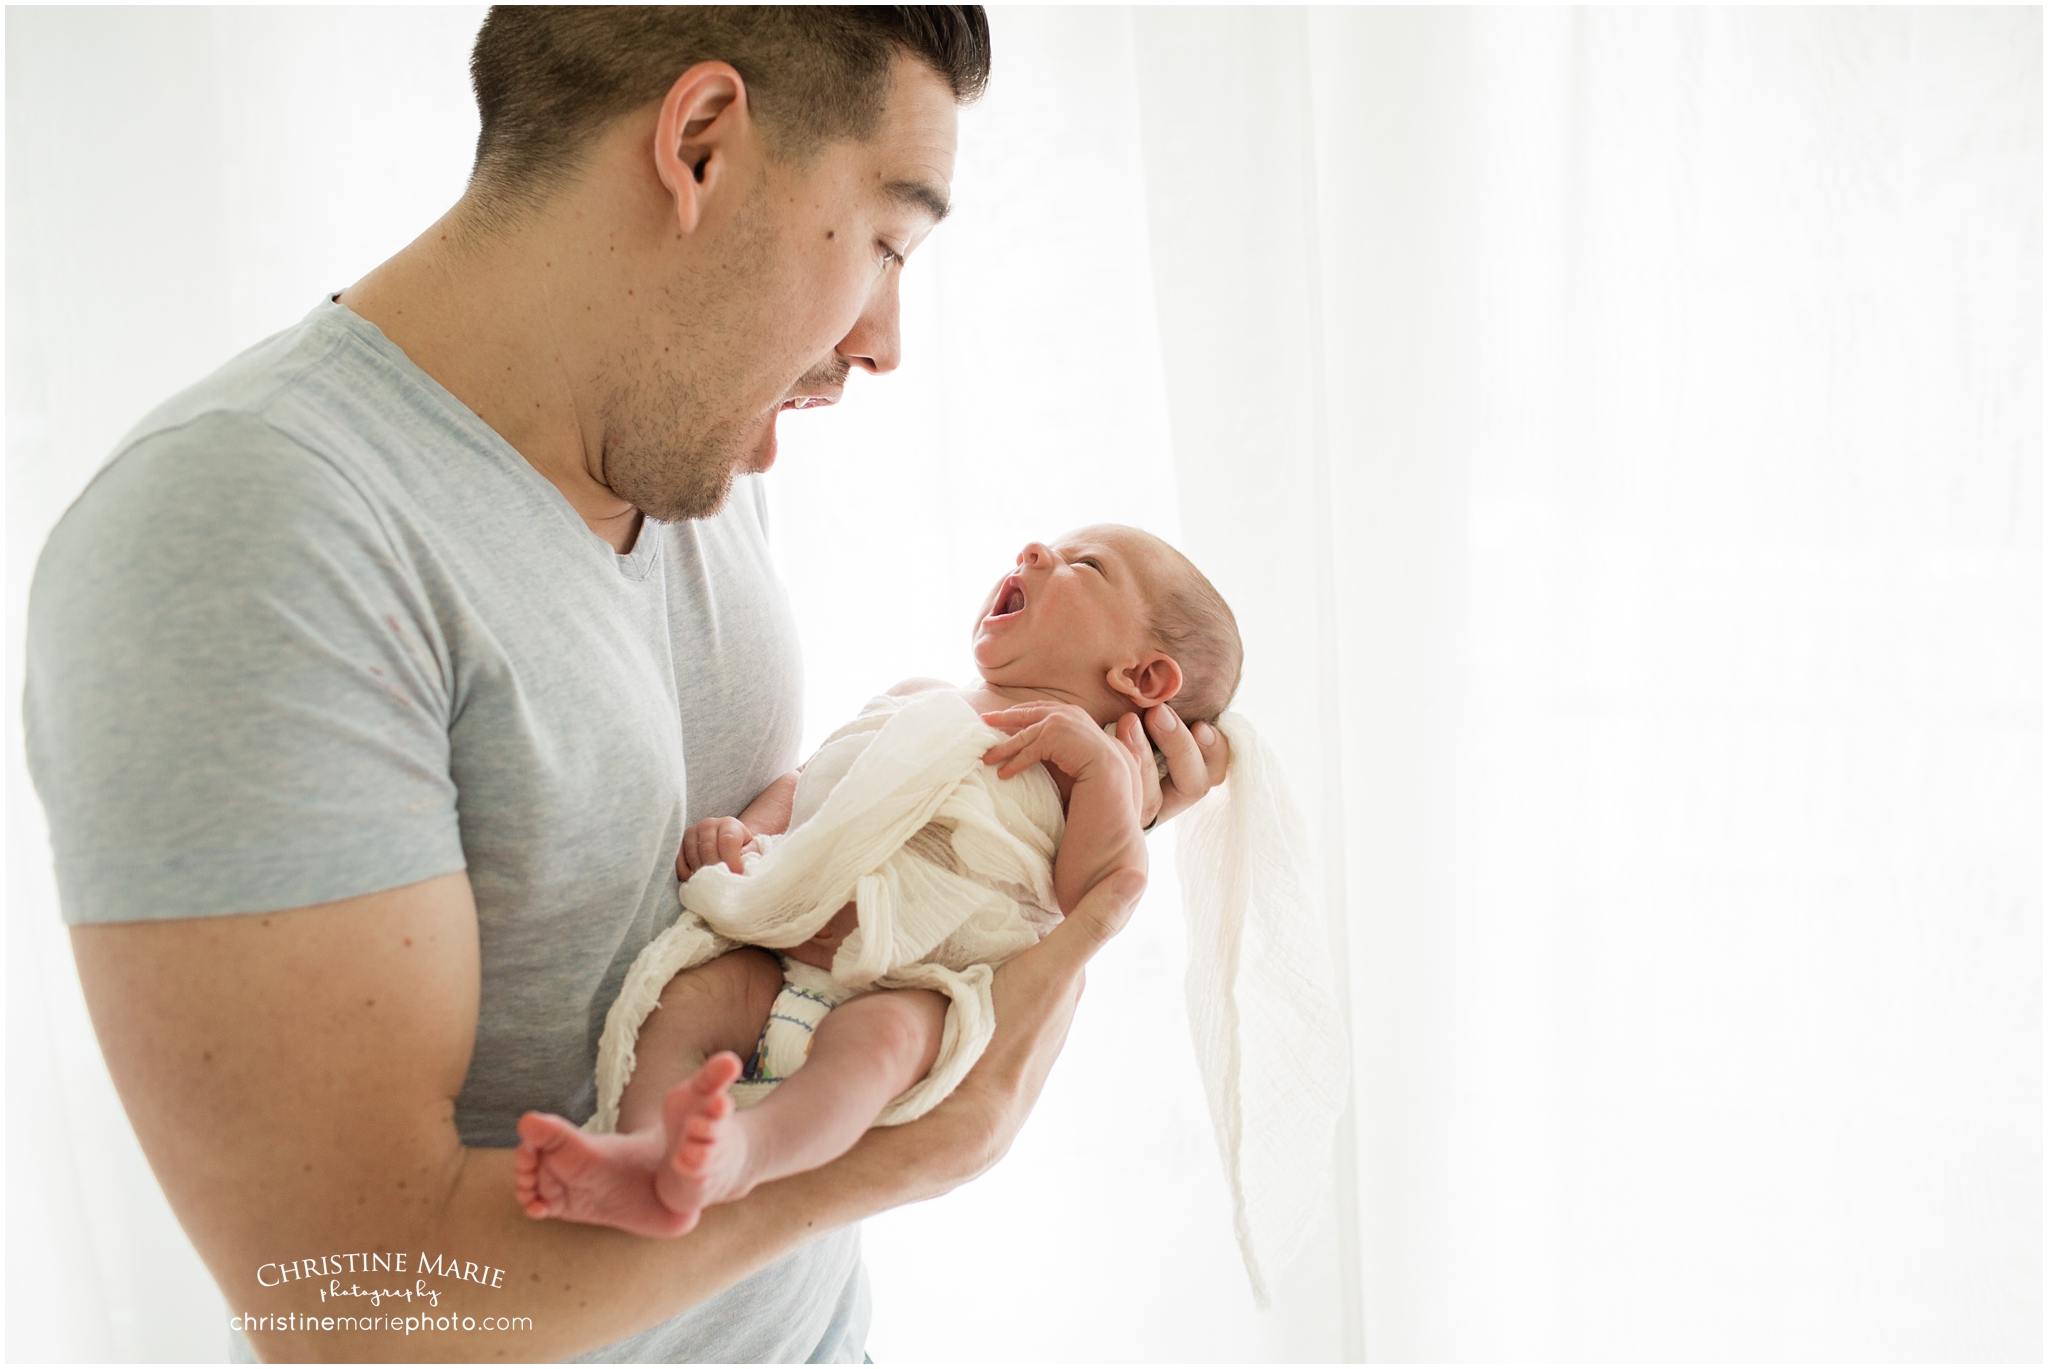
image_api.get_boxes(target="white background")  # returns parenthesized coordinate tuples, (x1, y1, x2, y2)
(7, 6, 2039, 1362)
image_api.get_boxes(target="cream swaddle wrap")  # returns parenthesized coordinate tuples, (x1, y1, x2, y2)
(588, 690, 1064, 1133)
(586, 691, 1347, 1307)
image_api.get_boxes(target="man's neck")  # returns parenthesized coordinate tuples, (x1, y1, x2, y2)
(337, 202, 646, 554)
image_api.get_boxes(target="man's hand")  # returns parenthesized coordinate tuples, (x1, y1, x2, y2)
(1128, 704, 1231, 829)
(978, 699, 1233, 830)
(980, 701, 1144, 804)
(680, 816, 760, 878)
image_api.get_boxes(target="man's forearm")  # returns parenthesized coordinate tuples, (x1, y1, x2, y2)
(302, 878, 1119, 1362)
(245, 1026, 999, 1359)
(235, 1133, 955, 1362)
(70, 878, 955, 1364)
(79, 863, 1139, 1363)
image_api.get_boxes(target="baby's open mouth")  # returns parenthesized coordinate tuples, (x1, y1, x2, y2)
(989, 576, 1026, 619)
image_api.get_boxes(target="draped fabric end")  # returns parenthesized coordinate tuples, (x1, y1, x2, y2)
(1177, 712, 1350, 1306)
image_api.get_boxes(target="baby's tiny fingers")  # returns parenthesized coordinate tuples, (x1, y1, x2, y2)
(717, 820, 752, 874)
(980, 702, 1061, 731)
(994, 735, 1051, 779)
(981, 726, 1037, 766)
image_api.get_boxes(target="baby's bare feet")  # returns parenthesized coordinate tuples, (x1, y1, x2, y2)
(513, 1111, 698, 1238)
(653, 1052, 761, 1221)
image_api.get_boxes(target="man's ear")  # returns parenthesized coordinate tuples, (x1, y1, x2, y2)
(652, 61, 750, 236)
(1107, 652, 1183, 710)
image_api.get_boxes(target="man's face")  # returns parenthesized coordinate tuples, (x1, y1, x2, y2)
(603, 56, 959, 522)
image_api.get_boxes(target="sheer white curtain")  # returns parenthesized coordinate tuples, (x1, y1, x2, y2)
(7, 6, 2037, 1363)
(1133, 6, 2039, 1360)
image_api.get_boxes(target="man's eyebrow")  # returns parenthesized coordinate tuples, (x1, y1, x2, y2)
(885, 178, 951, 225)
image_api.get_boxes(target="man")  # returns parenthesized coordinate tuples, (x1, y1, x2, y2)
(24, 8, 1226, 1361)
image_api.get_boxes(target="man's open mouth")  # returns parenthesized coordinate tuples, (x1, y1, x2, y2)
(778, 394, 836, 412)
(988, 576, 1026, 619)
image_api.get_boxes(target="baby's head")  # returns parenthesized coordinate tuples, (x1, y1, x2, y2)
(972, 524, 1242, 727)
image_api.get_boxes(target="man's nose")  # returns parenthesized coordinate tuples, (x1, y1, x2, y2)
(837, 272, 902, 376)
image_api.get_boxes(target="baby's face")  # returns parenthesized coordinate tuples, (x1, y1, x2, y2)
(972, 525, 1165, 704)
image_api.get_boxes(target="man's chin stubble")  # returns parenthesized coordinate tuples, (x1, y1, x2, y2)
(600, 410, 760, 523)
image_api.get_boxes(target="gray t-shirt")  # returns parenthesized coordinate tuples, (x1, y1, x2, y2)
(25, 300, 868, 1363)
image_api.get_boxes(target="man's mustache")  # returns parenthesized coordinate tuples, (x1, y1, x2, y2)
(791, 358, 850, 395)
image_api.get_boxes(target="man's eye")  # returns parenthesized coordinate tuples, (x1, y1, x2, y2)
(878, 242, 906, 269)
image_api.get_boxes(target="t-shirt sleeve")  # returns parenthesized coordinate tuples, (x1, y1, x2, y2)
(24, 410, 466, 922)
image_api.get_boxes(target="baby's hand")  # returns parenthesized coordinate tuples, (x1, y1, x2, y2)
(679, 816, 759, 879)
(980, 702, 1144, 811)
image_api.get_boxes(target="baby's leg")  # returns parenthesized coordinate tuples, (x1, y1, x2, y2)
(617, 947, 784, 1132)
(655, 986, 949, 1221)
(513, 947, 781, 1237)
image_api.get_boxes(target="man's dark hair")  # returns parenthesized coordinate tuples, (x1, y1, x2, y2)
(467, 6, 989, 210)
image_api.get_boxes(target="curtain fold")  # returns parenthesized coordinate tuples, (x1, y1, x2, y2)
(1135, 6, 2039, 1359)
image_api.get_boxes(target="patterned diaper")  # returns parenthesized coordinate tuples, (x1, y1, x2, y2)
(730, 958, 857, 1109)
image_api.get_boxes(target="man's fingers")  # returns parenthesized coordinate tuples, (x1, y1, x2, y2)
(1118, 713, 1165, 828)
(1192, 720, 1231, 788)
(1146, 704, 1210, 804)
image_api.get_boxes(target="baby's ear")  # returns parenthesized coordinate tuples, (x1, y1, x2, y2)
(1108, 652, 1183, 709)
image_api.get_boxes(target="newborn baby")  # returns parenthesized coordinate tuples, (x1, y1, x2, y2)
(511, 524, 1240, 1238)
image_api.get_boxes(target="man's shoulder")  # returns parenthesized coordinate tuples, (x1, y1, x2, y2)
(118, 304, 356, 450)
(74, 309, 379, 521)
(58, 303, 533, 576)
(32, 318, 437, 635)
(93, 301, 487, 520)
(51, 404, 382, 574)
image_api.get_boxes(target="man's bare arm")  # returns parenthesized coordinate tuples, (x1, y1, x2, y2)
(72, 864, 1146, 1361)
